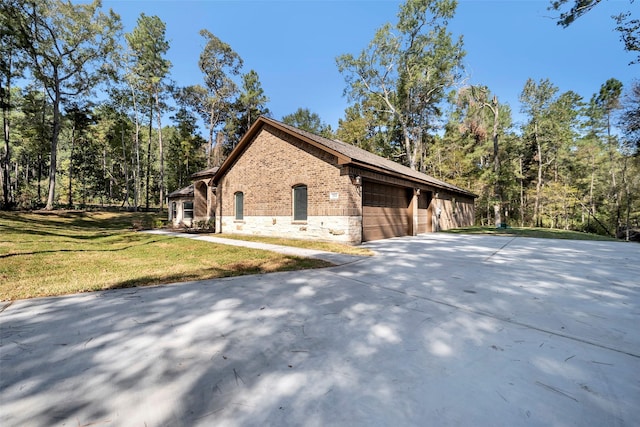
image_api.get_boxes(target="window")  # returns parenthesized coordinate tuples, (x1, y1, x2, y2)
(235, 192, 244, 220)
(171, 202, 177, 220)
(183, 201, 194, 219)
(293, 185, 307, 221)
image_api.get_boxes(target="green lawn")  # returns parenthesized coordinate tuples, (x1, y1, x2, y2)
(444, 226, 618, 241)
(219, 233, 374, 256)
(0, 211, 330, 301)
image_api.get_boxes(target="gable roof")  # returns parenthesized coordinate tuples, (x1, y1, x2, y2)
(214, 116, 476, 198)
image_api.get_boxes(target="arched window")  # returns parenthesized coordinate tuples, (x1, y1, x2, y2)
(292, 185, 307, 221)
(234, 192, 244, 220)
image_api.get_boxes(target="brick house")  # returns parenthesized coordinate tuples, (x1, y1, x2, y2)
(167, 167, 218, 228)
(182, 116, 475, 244)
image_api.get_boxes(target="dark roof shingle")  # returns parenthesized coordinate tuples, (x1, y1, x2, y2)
(260, 117, 475, 197)
(167, 184, 193, 198)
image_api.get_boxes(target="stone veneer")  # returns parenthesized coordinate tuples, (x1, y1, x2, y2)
(219, 215, 362, 244)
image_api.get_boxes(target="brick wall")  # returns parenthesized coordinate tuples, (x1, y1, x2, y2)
(193, 179, 216, 222)
(216, 125, 363, 242)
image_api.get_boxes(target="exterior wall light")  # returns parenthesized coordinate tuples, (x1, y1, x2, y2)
(351, 175, 362, 187)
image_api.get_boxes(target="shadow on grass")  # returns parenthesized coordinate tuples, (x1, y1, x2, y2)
(0, 238, 165, 259)
(103, 258, 333, 291)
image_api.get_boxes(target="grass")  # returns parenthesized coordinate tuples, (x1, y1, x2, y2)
(444, 226, 619, 241)
(219, 233, 374, 256)
(0, 211, 331, 301)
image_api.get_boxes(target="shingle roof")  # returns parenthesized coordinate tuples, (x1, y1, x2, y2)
(259, 117, 476, 197)
(167, 184, 193, 198)
(190, 166, 219, 179)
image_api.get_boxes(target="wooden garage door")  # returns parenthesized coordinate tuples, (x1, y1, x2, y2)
(363, 182, 410, 241)
(417, 191, 432, 234)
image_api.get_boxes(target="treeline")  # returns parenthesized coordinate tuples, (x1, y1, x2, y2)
(0, 1, 269, 212)
(1, 0, 638, 238)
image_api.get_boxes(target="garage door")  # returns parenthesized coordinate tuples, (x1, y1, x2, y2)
(362, 182, 410, 241)
(417, 191, 432, 234)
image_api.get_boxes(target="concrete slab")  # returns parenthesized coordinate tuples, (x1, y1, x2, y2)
(1, 234, 638, 426)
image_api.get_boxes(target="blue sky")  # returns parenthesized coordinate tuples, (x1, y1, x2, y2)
(104, 0, 637, 132)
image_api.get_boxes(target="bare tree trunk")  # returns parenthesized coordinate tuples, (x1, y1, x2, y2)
(68, 124, 75, 207)
(606, 112, 620, 234)
(1, 55, 12, 209)
(146, 103, 153, 210)
(622, 155, 630, 241)
(533, 124, 543, 227)
(128, 84, 141, 211)
(120, 122, 130, 207)
(45, 83, 61, 211)
(519, 157, 524, 227)
(155, 89, 164, 212)
(490, 97, 501, 228)
(37, 153, 42, 202)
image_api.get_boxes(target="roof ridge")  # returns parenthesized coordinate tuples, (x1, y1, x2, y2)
(260, 116, 475, 197)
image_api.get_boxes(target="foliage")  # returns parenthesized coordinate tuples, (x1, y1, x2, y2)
(177, 29, 243, 167)
(619, 80, 640, 153)
(549, 0, 638, 64)
(4, 0, 122, 210)
(0, 0, 637, 242)
(282, 108, 334, 138)
(166, 108, 207, 192)
(224, 70, 270, 152)
(125, 13, 171, 210)
(337, 0, 465, 170)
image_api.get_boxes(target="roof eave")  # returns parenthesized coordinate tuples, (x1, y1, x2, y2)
(349, 160, 477, 198)
(213, 116, 351, 183)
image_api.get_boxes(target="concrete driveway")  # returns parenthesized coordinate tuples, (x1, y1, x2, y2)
(1, 234, 638, 426)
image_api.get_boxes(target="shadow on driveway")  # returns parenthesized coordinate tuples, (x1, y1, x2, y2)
(1, 234, 638, 426)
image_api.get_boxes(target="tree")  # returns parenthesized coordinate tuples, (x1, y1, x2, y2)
(224, 70, 270, 151)
(619, 80, 640, 152)
(177, 29, 243, 167)
(618, 81, 640, 240)
(166, 107, 206, 192)
(549, 0, 639, 64)
(457, 86, 505, 227)
(6, 0, 121, 210)
(282, 108, 333, 138)
(0, 1, 27, 208)
(64, 102, 94, 207)
(520, 78, 559, 227)
(91, 101, 134, 207)
(337, 99, 398, 157)
(14, 86, 53, 208)
(125, 13, 171, 210)
(595, 78, 623, 229)
(337, 0, 464, 170)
